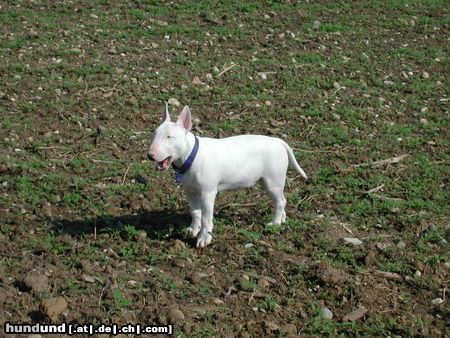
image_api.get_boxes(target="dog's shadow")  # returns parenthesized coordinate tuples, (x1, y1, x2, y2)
(50, 209, 193, 242)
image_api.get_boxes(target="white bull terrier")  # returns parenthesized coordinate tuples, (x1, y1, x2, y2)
(147, 104, 307, 248)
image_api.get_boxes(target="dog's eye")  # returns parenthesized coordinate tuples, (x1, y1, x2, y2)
(166, 135, 172, 139)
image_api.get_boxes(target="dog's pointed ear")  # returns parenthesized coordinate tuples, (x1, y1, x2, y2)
(177, 105, 192, 131)
(162, 102, 171, 122)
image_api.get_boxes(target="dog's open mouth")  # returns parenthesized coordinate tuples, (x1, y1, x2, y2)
(157, 156, 172, 171)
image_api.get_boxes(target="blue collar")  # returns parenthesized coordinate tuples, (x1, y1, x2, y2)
(172, 136, 199, 183)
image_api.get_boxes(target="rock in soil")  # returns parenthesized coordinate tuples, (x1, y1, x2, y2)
(168, 98, 181, 106)
(397, 240, 406, 249)
(343, 237, 363, 246)
(41, 297, 68, 322)
(258, 278, 270, 289)
(364, 251, 377, 267)
(168, 308, 185, 322)
(136, 230, 147, 242)
(319, 307, 333, 319)
(23, 274, 51, 294)
(172, 239, 187, 251)
(135, 173, 149, 184)
(343, 306, 368, 322)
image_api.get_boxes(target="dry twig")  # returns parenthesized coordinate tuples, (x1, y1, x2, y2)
(217, 63, 237, 77)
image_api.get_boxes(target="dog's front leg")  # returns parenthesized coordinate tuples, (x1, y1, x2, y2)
(184, 187, 201, 237)
(196, 190, 217, 248)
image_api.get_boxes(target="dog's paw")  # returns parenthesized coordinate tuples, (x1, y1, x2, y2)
(186, 225, 200, 237)
(266, 221, 282, 226)
(196, 232, 212, 248)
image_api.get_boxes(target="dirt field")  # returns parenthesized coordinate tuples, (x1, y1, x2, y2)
(0, 0, 448, 336)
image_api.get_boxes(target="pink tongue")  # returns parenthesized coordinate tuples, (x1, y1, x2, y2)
(157, 158, 170, 170)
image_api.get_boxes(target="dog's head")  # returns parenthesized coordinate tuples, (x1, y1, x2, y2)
(147, 104, 192, 171)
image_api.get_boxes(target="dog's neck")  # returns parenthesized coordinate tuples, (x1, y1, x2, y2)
(173, 131, 197, 169)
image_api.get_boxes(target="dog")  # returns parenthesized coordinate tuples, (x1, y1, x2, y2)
(147, 104, 307, 248)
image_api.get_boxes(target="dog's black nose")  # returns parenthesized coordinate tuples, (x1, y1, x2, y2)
(147, 153, 154, 161)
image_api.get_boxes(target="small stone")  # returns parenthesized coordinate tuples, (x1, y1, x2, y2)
(244, 243, 254, 249)
(420, 107, 428, 113)
(128, 96, 139, 107)
(264, 321, 279, 332)
(192, 76, 203, 85)
(313, 20, 321, 27)
(168, 98, 181, 106)
(343, 306, 368, 322)
(90, 13, 98, 19)
(343, 237, 363, 246)
(319, 307, 333, 319)
(364, 251, 377, 267)
(212, 298, 224, 305)
(414, 270, 422, 278)
(41, 297, 68, 322)
(81, 274, 96, 283)
(127, 280, 138, 287)
(41, 203, 52, 217)
(103, 91, 114, 98)
(27, 29, 39, 38)
(431, 298, 443, 305)
(136, 231, 147, 242)
(258, 279, 270, 289)
(422, 72, 430, 79)
(168, 308, 185, 322)
(333, 81, 341, 89)
(396, 240, 406, 249)
(115, 68, 124, 74)
(259, 73, 267, 80)
(205, 73, 213, 81)
(420, 118, 429, 125)
(265, 100, 272, 106)
(135, 173, 148, 184)
(24, 274, 50, 294)
(172, 239, 186, 251)
(443, 262, 450, 270)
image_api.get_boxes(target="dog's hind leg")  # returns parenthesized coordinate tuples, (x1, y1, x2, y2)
(261, 178, 287, 225)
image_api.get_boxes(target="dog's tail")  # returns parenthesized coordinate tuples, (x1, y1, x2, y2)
(282, 141, 308, 180)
